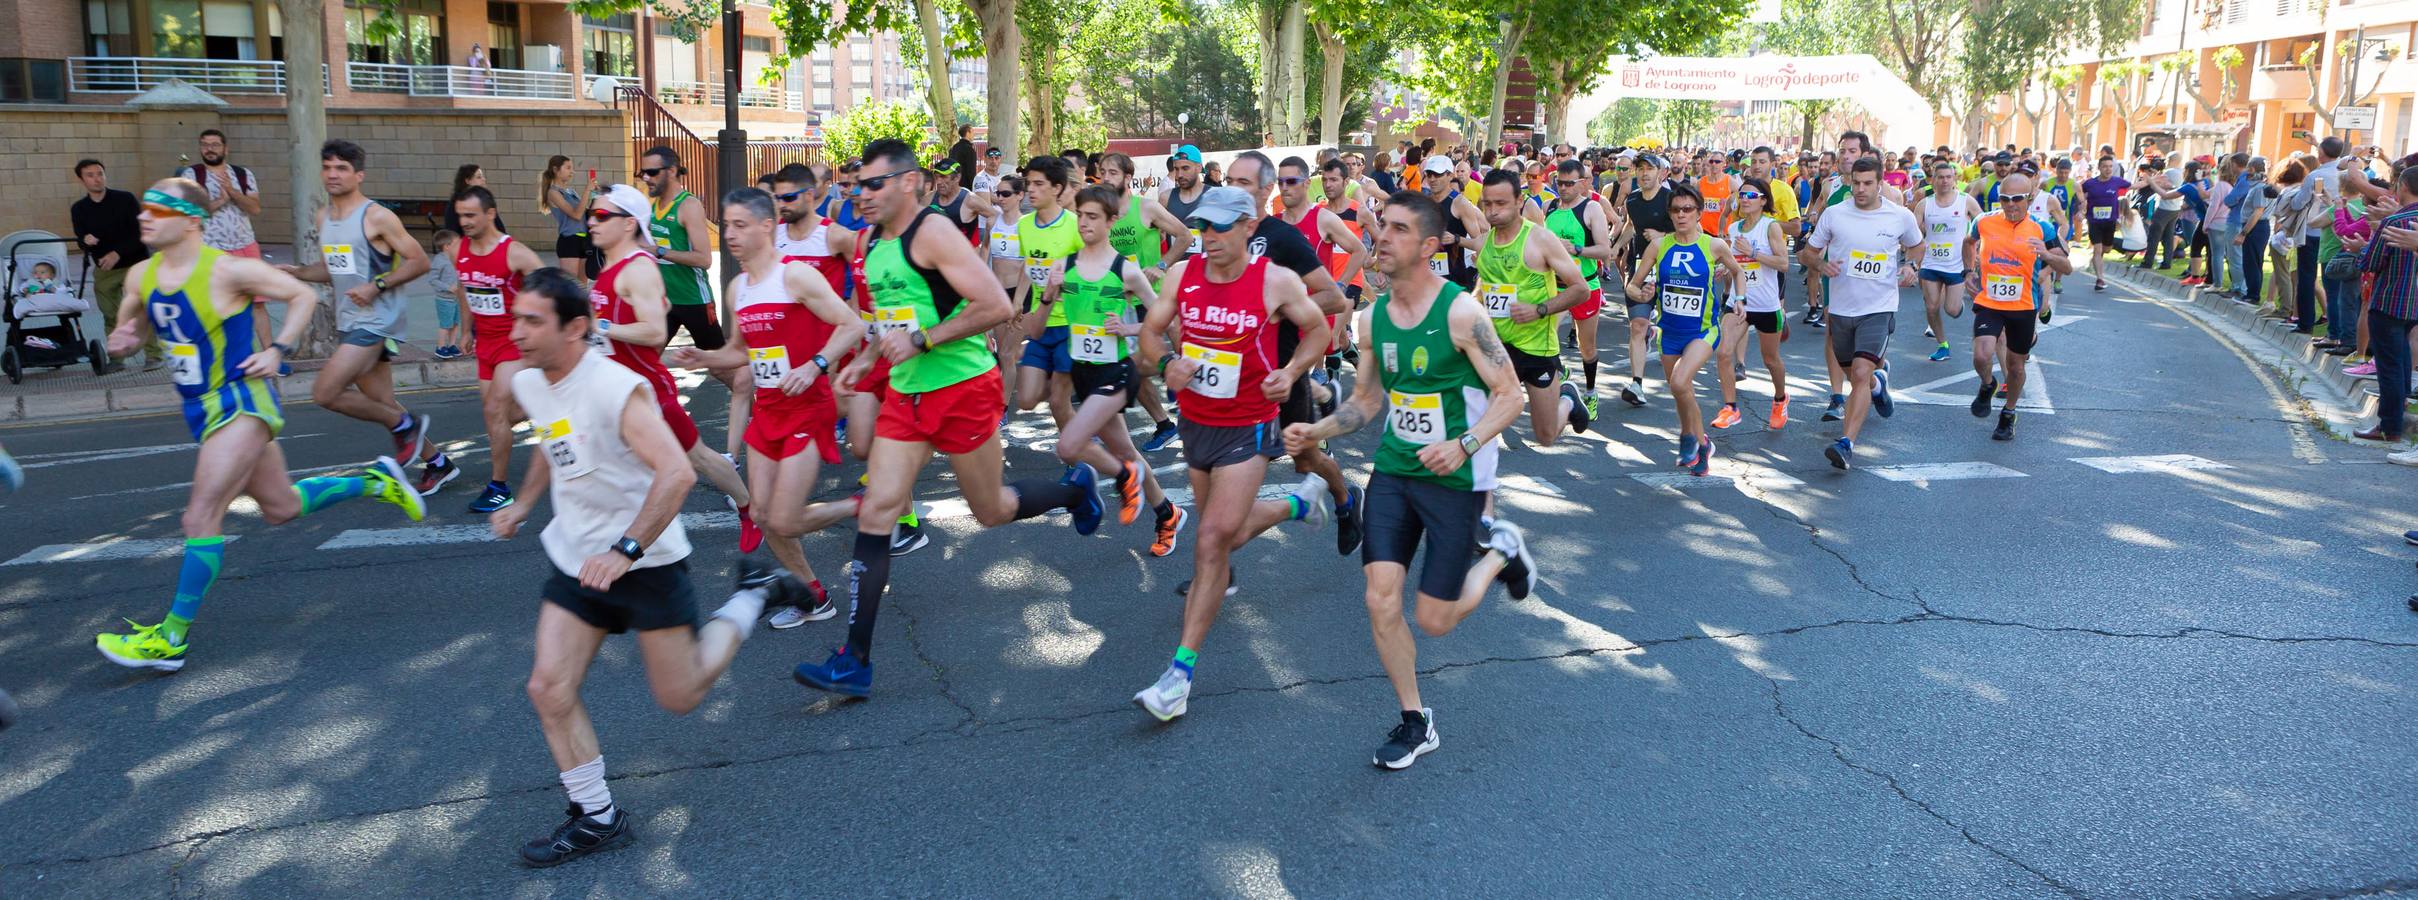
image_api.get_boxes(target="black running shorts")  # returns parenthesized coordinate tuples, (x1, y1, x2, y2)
(1361, 471, 1486, 601)
(666, 304, 727, 351)
(542, 559, 699, 634)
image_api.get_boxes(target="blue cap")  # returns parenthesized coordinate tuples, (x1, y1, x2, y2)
(1175, 145, 1204, 163)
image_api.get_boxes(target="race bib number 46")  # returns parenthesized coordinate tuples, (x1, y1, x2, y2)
(1181, 342, 1241, 400)
(1387, 391, 1444, 445)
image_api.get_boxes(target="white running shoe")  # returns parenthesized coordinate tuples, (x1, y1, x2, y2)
(1290, 476, 1332, 530)
(2389, 445, 2418, 467)
(1133, 667, 1191, 721)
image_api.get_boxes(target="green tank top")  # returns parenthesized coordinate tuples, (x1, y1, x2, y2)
(650, 190, 711, 306)
(1060, 254, 1133, 365)
(1375, 282, 1492, 491)
(1476, 221, 1558, 356)
(867, 212, 995, 393)
(1019, 209, 1082, 327)
(1544, 200, 1598, 284)
(1108, 196, 1162, 270)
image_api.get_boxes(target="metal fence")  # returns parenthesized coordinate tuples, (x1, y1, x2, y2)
(68, 57, 327, 95)
(347, 63, 578, 101)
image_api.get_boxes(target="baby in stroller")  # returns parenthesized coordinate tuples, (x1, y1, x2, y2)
(11, 261, 59, 301)
(4, 244, 109, 380)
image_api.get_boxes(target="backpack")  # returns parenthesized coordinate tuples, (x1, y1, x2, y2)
(187, 164, 253, 196)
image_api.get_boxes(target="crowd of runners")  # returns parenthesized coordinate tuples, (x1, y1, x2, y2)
(59, 128, 2126, 865)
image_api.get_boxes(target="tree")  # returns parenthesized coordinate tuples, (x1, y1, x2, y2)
(1659, 99, 1715, 146)
(1082, 6, 1261, 148)
(2098, 59, 2144, 142)
(1875, 0, 1969, 113)
(2047, 64, 2099, 150)
(282, 0, 334, 357)
(824, 98, 942, 161)
(1955, 0, 2135, 146)
(2186, 46, 2247, 123)
(2302, 36, 2402, 133)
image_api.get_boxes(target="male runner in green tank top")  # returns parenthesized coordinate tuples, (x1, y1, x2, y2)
(1543, 159, 1615, 406)
(1283, 190, 1536, 771)
(1094, 152, 1188, 450)
(1473, 169, 1593, 447)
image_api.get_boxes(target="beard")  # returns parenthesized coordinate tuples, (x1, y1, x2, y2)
(201, 151, 225, 166)
(779, 207, 806, 225)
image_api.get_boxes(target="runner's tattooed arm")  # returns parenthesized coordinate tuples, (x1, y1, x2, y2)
(1456, 294, 1524, 449)
(1284, 305, 1380, 455)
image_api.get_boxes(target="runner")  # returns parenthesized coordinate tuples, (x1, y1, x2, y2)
(1129, 185, 1335, 722)
(1415, 155, 1488, 294)
(1963, 172, 2072, 442)
(1008, 155, 1082, 430)
(1276, 155, 1368, 409)
(639, 146, 745, 461)
(1798, 157, 1923, 471)
(792, 138, 1107, 699)
(492, 267, 765, 868)
(1615, 153, 1678, 408)
(1280, 190, 1536, 770)
(2080, 156, 2132, 291)
(985, 174, 1031, 391)
(1915, 160, 1981, 363)
(1713, 177, 1792, 431)
(925, 158, 999, 246)
(1475, 168, 1595, 446)
(1543, 160, 1616, 406)
(94, 177, 425, 672)
(1621, 183, 1738, 475)
(281, 140, 453, 494)
(1159, 145, 1211, 271)
(1030, 184, 1185, 556)
(452, 185, 548, 513)
(581, 184, 758, 544)
(1695, 154, 1736, 237)
(772, 164, 853, 294)
(666, 188, 863, 628)
(1096, 151, 1188, 450)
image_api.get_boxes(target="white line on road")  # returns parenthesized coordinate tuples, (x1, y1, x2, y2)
(1629, 467, 1805, 491)
(1864, 461, 2028, 483)
(319, 511, 744, 550)
(2068, 454, 2232, 475)
(22, 435, 324, 470)
(4, 536, 240, 566)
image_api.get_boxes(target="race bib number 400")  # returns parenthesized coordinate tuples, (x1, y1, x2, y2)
(1846, 249, 1892, 281)
(1181, 342, 1241, 400)
(1386, 391, 1444, 445)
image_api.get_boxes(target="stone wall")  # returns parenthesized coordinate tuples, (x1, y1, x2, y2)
(0, 105, 624, 253)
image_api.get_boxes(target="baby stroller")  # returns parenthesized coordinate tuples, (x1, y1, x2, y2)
(2, 232, 109, 383)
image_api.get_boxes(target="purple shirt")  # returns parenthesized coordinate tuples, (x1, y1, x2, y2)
(2080, 176, 2131, 224)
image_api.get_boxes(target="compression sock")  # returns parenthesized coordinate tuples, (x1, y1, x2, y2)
(427, 452, 450, 468)
(1583, 358, 1599, 391)
(842, 530, 891, 661)
(1283, 496, 1311, 521)
(897, 511, 920, 528)
(160, 536, 224, 645)
(1830, 392, 1846, 406)
(292, 476, 370, 515)
(1009, 478, 1083, 520)
(1171, 646, 1198, 680)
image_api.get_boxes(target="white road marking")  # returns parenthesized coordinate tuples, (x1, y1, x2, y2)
(21, 434, 324, 470)
(1629, 467, 1805, 491)
(1864, 461, 2028, 483)
(3, 537, 240, 567)
(1889, 315, 2086, 415)
(2069, 454, 2232, 475)
(318, 511, 743, 551)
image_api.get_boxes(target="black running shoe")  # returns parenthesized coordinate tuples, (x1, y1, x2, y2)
(735, 554, 781, 593)
(1174, 566, 1238, 598)
(1489, 520, 1536, 600)
(889, 521, 929, 557)
(1336, 484, 1365, 556)
(1561, 382, 1592, 434)
(1374, 709, 1440, 770)
(1141, 420, 1180, 453)
(519, 805, 633, 868)
(1992, 411, 2016, 442)
(1971, 380, 1997, 418)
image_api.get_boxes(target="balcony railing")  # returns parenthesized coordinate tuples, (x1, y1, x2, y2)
(656, 79, 802, 110)
(347, 62, 579, 101)
(68, 56, 327, 95)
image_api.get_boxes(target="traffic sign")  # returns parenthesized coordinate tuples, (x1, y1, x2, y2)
(2336, 105, 2377, 131)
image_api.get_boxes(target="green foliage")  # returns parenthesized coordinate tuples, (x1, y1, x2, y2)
(823, 99, 941, 163)
(1085, 5, 1263, 146)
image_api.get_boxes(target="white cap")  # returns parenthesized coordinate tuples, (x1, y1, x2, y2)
(595, 184, 651, 221)
(1421, 156, 1455, 175)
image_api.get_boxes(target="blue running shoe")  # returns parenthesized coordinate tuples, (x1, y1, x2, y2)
(1825, 438, 1854, 471)
(1928, 343, 1951, 362)
(1871, 367, 1895, 419)
(0, 446, 20, 493)
(1065, 463, 1104, 535)
(1677, 433, 1698, 468)
(467, 481, 514, 513)
(1691, 436, 1714, 477)
(1141, 420, 1179, 452)
(794, 648, 872, 698)
(2405, 529, 2418, 547)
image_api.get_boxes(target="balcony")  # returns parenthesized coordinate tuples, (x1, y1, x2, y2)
(2246, 64, 2313, 103)
(657, 79, 802, 111)
(68, 56, 327, 96)
(347, 62, 580, 101)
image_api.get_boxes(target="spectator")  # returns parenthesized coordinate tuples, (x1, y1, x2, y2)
(467, 43, 491, 94)
(539, 154, 589, 283)
(2346, 164, 2418, 455)
(2230, 156, 2274, 310)
(442, 164, 505, 237)
(2204, 156, 2242, 295)
(429, 229, 465, 360)
(185, 129, 268, 350)
(2177, 161, 2211, 285)
(2271, 156, 2319, 329)
(948, 124, 979, 181)
(69, 158, 156, 371)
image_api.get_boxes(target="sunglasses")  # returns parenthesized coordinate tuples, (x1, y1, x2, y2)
(1668, 205, 1702, 214)
(1739, 191, 1764, 200)
(854, 169, 912, 195)
(1556, 180, 1582, 189)
(994, 190, 1018, 198)
(639, 167, 667, 178)
(1185, 217, 1243, 234)
(773, 189, 807, 202)
(1277, 176, 1308, 187)
(141, 203, 192, 219)
(1999, 193, 2032, 203)
(586, 209, 634, 224)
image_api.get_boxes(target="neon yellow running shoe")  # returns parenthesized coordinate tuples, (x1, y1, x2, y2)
(368, 455, 426, 522)
(96, 620, 187, 672)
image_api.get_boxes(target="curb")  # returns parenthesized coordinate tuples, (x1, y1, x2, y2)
(1, 358, 482, 427)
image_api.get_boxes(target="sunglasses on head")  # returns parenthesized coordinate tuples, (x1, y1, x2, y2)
(639, 167, 667, 178)
(1186, 217, 1243, 234)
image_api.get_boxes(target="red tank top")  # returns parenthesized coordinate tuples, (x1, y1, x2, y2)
(777, 218, 849, 294)
(455, 234, 520, 334)
(849, 228, 891, 376)
(1175, 257, 1279, 426)
(734, 262, 836, 411)
(588, 250, 682, 401)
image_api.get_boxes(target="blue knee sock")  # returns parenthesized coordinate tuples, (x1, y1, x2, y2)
(161, 536, 225, 644)
(293, 476, 370, 515)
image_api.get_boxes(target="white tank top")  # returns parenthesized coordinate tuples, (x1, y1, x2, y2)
(1919, 195, 1972, 274)
(777, 219, 831, 261)
(1727, 217, 1782, 313)
(511, 350, 692, 576)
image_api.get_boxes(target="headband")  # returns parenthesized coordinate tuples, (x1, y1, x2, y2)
(143, 189, 206, 218)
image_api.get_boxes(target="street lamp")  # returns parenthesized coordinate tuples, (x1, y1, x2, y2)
(1178, 111, 1189, 145)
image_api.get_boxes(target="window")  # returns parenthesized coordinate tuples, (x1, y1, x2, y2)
(85, 0, 134, 56)
(200, 0, 257, 59)
(851, 61, 870, 85)
(150, 0, 203, 58)
(813, 86, 833, 108)
(487, 2, 520, 69)
(345, 0, 444, 65)
(743, 36, 771, 53)
(0, 58, 68, 102)
(583, 13, 635, 77)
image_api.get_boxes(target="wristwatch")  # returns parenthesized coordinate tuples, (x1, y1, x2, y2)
(1457, 433, 1481, 455)
(908, 332, 930, 353)
(372, 273, 389, 290)
(269, 341, 293, 356)
(611, 536, 644, 561)
(809, 354, 830, 372)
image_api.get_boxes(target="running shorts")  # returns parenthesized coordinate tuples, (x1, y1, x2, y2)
(665, 303, 727, 351)
(1018, 324, 1074, 373)
(1918, 268, 1964, 285)
(1827, 311, 1894, 367)
(745, 395, 843, 463)
(1971, 306, 2039, 356)
(1071, 359, 1136, 405)
(554, 232, 592, 262)
(474, 323, 522, 380)
(1179, 417, 1281, 471)
(2088, 219, 2119, 248)
(1361, 471, 1485, 601)
(645, 380, 704, 452)
(1744, 310, 1783, 335)
(183, 400, 283, 443)
(542, 559, 698, 634)
(340, 327, 398, 363)
(1659, 320, 1718, 357)
(1572, 286, 1605, 321)
(1505, 345, 1563, 388)
(875, 366, 1003, 455)
(1279, 378, 1321, 428)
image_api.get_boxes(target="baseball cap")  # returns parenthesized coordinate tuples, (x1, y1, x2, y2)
(1174, 144, 1204, 164)
(1190, 186, 1256, 227)
(1421, 155, 1455, 174)
(932, 159, 962, 176)
(594, 184, 650, 220)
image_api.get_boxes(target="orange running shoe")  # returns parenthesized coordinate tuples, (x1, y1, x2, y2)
(1150, 505, 1189, 557)
(1117, 461, 1143, 526)
(1711, 404, 1742, 429)
(1768, 396, 1790, 429)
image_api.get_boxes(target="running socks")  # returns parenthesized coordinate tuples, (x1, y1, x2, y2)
(160, 536, 225, 645)
(293, 475, 370, 514)
(1171, 646, 1198, 680)
(843, 530, 891, 660)
(1009, 478, 1084, 519)
(898, 510, 919, 529)
(559, 756, 617, 823)
(1283, 495, 1313, 521)
(1154, 499, 1176, 523)
(391, 413, 416, 435)
(1583, 357, 1599, 391)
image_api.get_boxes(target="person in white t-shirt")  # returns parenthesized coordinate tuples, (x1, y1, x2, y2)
(1798, 157, 1922, 471)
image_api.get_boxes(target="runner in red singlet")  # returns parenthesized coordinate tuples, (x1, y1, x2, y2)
(452, 185, 546, 514)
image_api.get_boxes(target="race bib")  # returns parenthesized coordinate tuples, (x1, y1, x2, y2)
(653, 234, 672, 251)
(465, 286, 506, 316)
(1846, 249, 1891, 281)
(748, 345, 789, 388)
(540, 417, 594, 479)
(322, 243, 359, 277)
(1478, 281, 1518, 318)
(1070, 323, 1117, 363)
(2091, 206, 2114, 221)
(1985, 273, 2025, 303)
(991, 234, 1021, 259)
(1428, 252, 1450, 276)
(1186, 230, 1203, 256)
(1024, 259, 1051, 287)
(588, 322, 613, 356)
(1386, 390, 1445, 445)
(1180, 342, 1240, 400)
(165, 341, 202, 387)
(873, 305, 922, 336)
(1925, 241, 1956, 265)
(1660, 283, 1705, 318)
(1740, 260, 1762, 285)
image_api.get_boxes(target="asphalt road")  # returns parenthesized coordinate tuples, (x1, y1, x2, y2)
(1, 274, 2413, 899)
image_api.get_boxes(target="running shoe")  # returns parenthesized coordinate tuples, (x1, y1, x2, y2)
(1065, 463, 1104, 535)
(2094, 279, 2106, 291)
(794, 647, 872, 698)
(1712, 404, 1742, 429)
(1677, 433, 1699, 468)
(390, 414, 430, 464)
(1620, 382, 1647, 407)
(1871, 368, 1894, 419)
(1133, 667, 1190, 722)
(1561, 382, 1592, 434)
(0, 445, 20, 493)
(2388, 447, 2418, 468)
(1768, 397, 1790, 430)
(1489, 519, 1536, 600)
(0, 687, 16, 732)
(1115, 461, 1143, 526)
(1996, 383, 2009, 399)
(415, 457, 460, 496)
(1821, 396, 1844, 422)
(2404, 529, 2418, 547)
(737, 505, 763, 554)
(1972, 380, 1998, 418)
(1691, 435, 1714, 477)
(769, 580, 836, 629)
(1374, 709, 1440, 770)
(1151, 505, 1189, 558)
(1141, 420, 1180, 452)
(367, 456, 427, 522)
(95, 619, 186, 672)
(433, 344, 460, 360)
(1174, 565, 1237, 598)
(735, 554, 783, 592)
(1580, 393, 1600, 423)
(889, 521, 929, 557)
(1928, 343, 1951, 362)
(467, 482, 514, 513)
(519, 804, 634, 868)
(1923, 325, 1935, 339)
(1337, 483, 1365, 556)
(1291, 476, 1332, 531)
(1993, 411, 2017, 442)
(1824, 438, 1853, 471)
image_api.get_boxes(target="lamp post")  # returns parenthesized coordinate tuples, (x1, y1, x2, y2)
(716, 0, 744, 280)
(1178, 111, 1190, 145)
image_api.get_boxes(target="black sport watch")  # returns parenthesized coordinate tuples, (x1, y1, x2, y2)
(269, 341, 294, 356)
(611, 536, 644, 561)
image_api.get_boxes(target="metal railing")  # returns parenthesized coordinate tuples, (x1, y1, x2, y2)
(68, 56, 324, 95)
(655, 79, 801, 110)
(616, 83, 718, 221)
(346, 62, 578, 100)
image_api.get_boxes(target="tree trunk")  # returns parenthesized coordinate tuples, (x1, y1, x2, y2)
(970, 0, 1019, 162)
(1023, 43, 1059, 155)
(1258, 2, 1279, 144)
(1486, 19, 1529, 150)
(1279, 0, 1305, 144)
(913, 0, 957, 137)
(282, 0, 334, 357)
(1315, 22, 1344, 146)
(1542, 61, 1570, 146)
